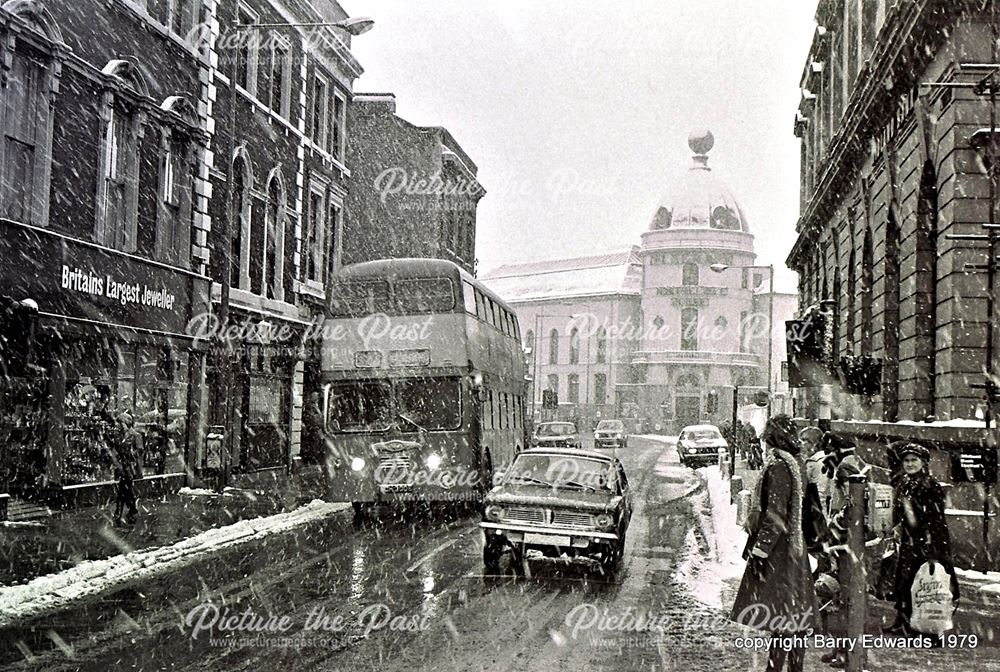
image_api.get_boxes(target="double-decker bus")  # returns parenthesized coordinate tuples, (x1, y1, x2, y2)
(321, 258, 527, 513)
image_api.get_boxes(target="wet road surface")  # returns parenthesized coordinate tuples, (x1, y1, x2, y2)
(7, 437, 1000, 671)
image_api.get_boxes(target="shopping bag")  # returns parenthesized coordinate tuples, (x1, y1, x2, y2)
(909, 561, 955, 635)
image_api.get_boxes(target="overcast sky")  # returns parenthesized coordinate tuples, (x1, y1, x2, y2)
(342, 1, 819, 293)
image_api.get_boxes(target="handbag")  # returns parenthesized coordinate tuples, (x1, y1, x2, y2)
(909, 561, 956, 635)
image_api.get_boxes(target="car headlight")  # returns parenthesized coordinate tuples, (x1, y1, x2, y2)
(594, 432, 599, 439)
(688, 447, 697, 454)
(595, 513, 614, 530)
(426, 453, 442, 470)
(350, 456, 366, 472)
(484, 504, 505, 522)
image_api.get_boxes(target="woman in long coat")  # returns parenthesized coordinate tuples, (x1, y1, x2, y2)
(731, 415, 818, 672)
(891, 443, 959, 633)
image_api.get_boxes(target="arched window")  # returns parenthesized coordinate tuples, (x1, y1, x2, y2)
(0, 0, 62, 227)
(96, 60, 148, 252)
(680, 308, 698, 351)
(682, 262, 699, 286)
(847, 211, 857, 355)
(524, 329, 534, 352)
(916, 160, 938, 410)
(595, 327, 607, 364)
(594, 373, 607, 404)
(264, 171, 286, 300)
(676, 373, 700, 389)
(567, 374, 579, 403)
(548, 328, 559, 365)
(569, 327, 580, 364)
(883, 207, 900, 421)
(861, 226, 874, 353)
(229, 147, 254, 290)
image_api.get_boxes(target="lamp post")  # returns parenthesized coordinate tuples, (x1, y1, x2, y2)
(709, 262, 775, 417)
(216, 14, 373, 490)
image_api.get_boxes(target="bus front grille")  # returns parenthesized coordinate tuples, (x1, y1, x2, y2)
(375, 455, 411, 482)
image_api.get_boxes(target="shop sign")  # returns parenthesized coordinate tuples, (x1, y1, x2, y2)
(0, 221, 208, 336)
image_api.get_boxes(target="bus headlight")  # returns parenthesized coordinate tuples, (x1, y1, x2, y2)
(351, 457, 366, 472)
(426, 453, 442, 471)
(595, 513, 614, 530)
(484, 505, 505, 522)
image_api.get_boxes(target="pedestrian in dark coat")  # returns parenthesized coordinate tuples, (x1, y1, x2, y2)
(731, 415, 818, 672)
(107, 410, 141, 525)
(891, 443, 959, 633)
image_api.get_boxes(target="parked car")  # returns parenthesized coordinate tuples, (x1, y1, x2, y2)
(481, 447, 632, 573)
(530, 421, 582, 449)
(593, 419, 628, 449)
(677, 424, 728, 468)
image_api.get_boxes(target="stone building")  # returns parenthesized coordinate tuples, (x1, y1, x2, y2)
(343, 93, 485, 276)
(788, 0, 999, 569)
(202, 0, 363, 477)
(480, 248, 643, 432)
(0, 0, 212, 507)
(483, 131, 796, 434)
(0, 0, 371, 509)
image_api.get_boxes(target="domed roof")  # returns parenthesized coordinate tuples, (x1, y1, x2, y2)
(648, 130, 751, 233)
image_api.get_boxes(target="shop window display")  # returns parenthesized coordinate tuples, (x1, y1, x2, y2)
(62, 342, 188, 485)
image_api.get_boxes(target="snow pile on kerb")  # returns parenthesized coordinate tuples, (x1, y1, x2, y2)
(0, 499, 349, 629)
(699, 465, 747, 578)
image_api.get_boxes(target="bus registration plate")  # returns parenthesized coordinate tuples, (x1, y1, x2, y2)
(380, 483, 413, 493)
(524, 533, 571, 546)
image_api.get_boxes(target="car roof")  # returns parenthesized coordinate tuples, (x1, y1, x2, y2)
(597, 419, 624, 424)
(517, 447, 613, 463)
(537, 421, 577, 429)
(681, 424, 722, 432)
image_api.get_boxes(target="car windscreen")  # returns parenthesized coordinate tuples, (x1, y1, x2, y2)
(596, 421, 623, 430)
(537, 423, 576, 436)
(687, 429, 722, 441)
(507, 454, 612, 491)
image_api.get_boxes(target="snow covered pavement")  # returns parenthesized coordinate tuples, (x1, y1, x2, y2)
(0, 500, 350, 629)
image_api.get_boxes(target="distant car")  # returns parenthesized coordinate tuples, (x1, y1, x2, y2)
(481, 447, 633, 573)
(677, 424, 728, 468)
(531, 421, 582, 449)
(593, 419, 628, 449)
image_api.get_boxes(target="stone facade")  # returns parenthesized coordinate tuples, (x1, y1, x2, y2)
(344, 94, 484, 276)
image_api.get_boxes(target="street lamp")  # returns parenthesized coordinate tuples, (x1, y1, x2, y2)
(710, 262, 775, 478)
(217, 15, 374, 490)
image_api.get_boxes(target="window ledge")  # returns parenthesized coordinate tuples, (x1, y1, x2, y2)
(296, 280, 326, 300)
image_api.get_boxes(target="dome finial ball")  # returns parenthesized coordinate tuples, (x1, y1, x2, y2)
(688, 129, 714, 155)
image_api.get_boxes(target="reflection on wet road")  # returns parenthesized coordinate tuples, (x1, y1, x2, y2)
(6, 437, 762, 672)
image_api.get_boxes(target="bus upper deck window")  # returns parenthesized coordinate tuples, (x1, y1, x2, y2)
(463, 282, 477, 315)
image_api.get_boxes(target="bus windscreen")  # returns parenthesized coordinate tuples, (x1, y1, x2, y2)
(329, 381, 392, 432)
(328, 378, 462, 432)
(396, 377, 461, 430)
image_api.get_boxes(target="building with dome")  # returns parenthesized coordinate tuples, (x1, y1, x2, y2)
(482, 131, 796, 433)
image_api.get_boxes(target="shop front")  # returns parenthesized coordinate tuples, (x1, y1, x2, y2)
(0, 219, 210, 507)
(204, 311, 302, 476)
